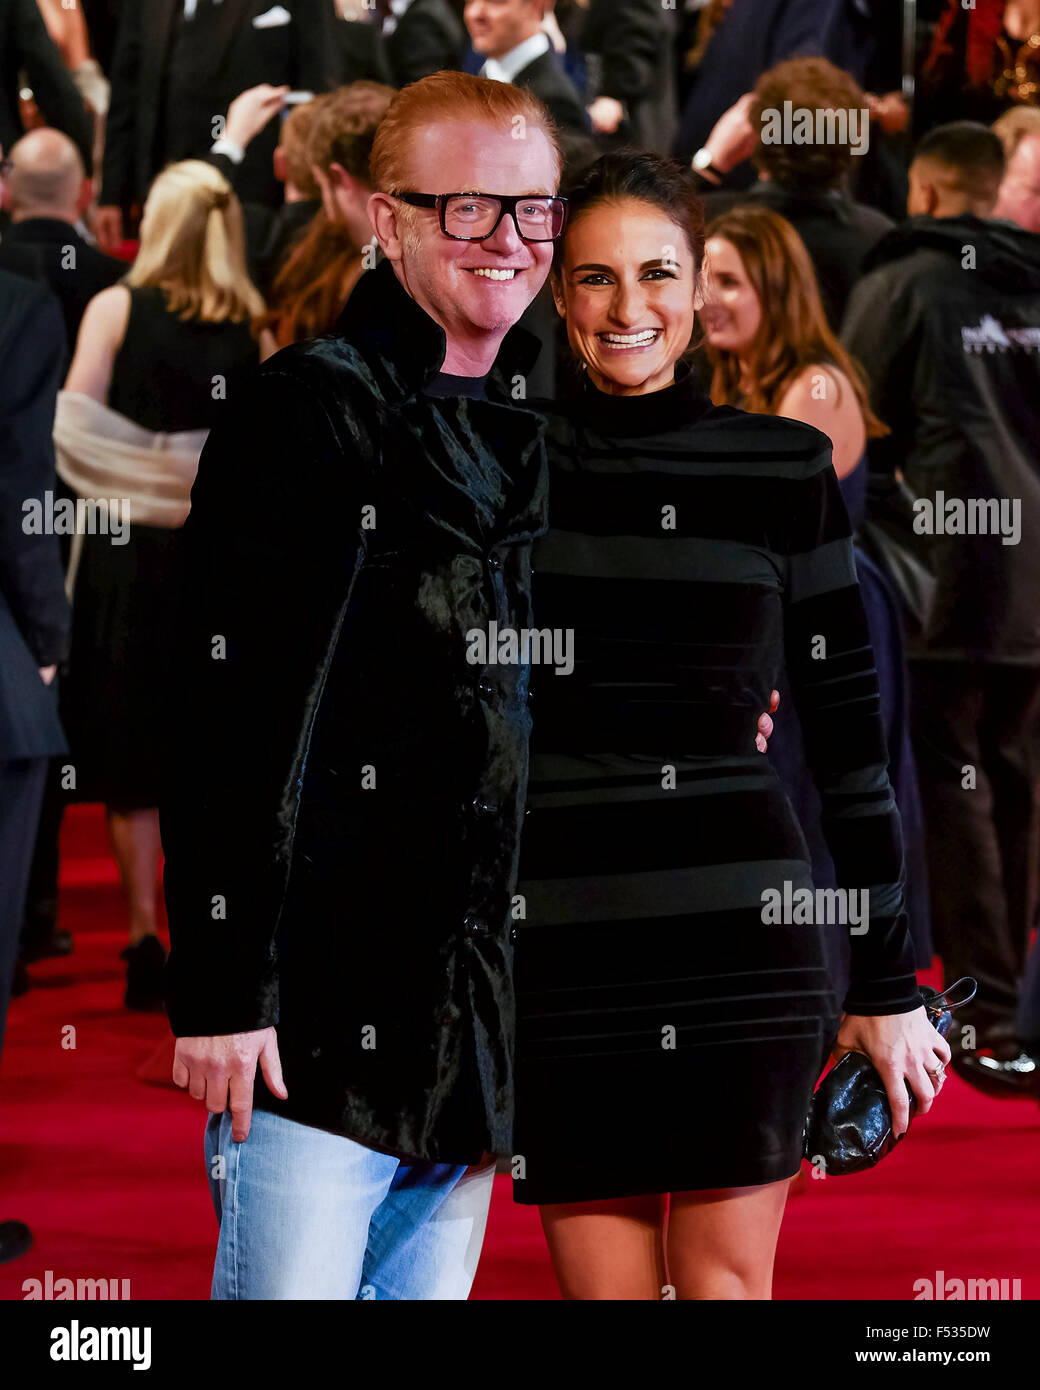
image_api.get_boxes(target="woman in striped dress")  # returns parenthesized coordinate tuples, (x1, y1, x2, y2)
(510, 151, 949, 1299)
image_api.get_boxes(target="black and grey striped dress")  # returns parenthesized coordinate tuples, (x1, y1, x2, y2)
(511, 363, 920, 1206)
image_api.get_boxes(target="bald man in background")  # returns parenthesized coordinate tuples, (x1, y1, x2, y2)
(1, 127, 123, 350)
(0, 128, 122, 982)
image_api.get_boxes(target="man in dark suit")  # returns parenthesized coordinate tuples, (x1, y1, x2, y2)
(580, 0, 678, 157)
(463, 0, 590, 141)
(0, 0, 94, 176)
(3, 127, 123, 350)
(0, 264, 70, 1265)
(1, 127, 122, 974)
(95, 0, 342, 250)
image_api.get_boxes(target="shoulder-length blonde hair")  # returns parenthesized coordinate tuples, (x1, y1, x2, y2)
(703, 203, 887, 438)
(124, 159, 265, 325)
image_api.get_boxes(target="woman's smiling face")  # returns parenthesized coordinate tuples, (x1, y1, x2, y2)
(553, 198, 701, 395)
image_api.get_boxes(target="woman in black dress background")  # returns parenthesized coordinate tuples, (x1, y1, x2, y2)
(60, 160, 268, 1008)
(511, 152, 949, 1298)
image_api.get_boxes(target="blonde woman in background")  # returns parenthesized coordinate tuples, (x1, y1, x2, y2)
(58, 159, 269, 1010)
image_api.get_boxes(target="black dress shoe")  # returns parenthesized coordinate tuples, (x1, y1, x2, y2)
(22, 928, 73, 963)
(952, 1047, 1040, 1099)
(120, 935, 167, 1012)
(0, 1220, 33, 1264)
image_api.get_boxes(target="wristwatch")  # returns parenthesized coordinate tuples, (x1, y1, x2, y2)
(690, 147, 723, 184)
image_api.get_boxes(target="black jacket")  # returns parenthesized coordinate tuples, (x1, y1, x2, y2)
(161, 257, 549, 1164)
(513, 48, 591, 140)
(702, 182, 893, 330)
(337, 18, 394, 86)
(100, 0, 341, 210)
(842, 215, 1040, 664)
(0, 0, 94, 174)
(0, 269, 69, 761)
(385, 0, 466, 87)
(581, 0, 678, 156)
(0, 218, 124, 351)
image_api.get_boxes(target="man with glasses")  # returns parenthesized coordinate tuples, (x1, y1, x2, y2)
(160, 70, 567, 1300)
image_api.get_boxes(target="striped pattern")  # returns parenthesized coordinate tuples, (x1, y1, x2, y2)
(511, 376, 919, 1205)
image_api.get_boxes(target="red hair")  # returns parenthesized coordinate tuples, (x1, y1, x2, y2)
(258, 210, 362, 346)
(369, 70, 562, 193)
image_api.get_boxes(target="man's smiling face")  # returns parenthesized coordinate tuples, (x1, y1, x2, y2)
(378, 119, 560, 346)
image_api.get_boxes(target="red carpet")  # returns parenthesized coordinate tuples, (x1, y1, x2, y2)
(1, 804, 1037, 1301)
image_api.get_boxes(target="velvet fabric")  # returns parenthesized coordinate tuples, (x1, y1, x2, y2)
(161, 257, 549, 1164)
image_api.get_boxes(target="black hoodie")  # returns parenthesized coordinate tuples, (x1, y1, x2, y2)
(842, 214, 1040, 663)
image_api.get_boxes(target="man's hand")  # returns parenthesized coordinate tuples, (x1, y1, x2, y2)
(173, 1026, 287, 1143)
(756, 689, 780, 752)
(832, 1008, 952, 1138)
(224, 83, 292, 152)
(866, 91, 909, 136)
(92, 204, 123, 252)
(588, 96, 625, 136)
(700, 91, 759, 177)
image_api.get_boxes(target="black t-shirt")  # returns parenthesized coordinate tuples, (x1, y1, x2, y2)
(422, 372, 488, 401)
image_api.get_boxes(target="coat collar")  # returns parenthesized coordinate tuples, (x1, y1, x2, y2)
(747, 180, 855, 227)
(333, 256, 542, 406)
(4, 217, 88, 245)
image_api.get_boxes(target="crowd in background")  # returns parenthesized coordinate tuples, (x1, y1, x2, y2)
(3, 0, 1040, 1109)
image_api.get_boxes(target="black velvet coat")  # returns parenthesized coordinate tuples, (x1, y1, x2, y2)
(161, 258, 549, 1164)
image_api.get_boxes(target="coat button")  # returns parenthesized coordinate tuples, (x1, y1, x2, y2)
(471, 796, 497, 817)
(477, 679, 494, 699)
(509, 925, 518, 944)
(488, 553, 502, 571)
(463, 915, 489, 937)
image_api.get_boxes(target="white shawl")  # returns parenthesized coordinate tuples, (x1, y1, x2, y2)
(53, 391, 208, 596)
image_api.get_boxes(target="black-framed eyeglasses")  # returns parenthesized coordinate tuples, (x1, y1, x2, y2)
(393, 191, 568, 242)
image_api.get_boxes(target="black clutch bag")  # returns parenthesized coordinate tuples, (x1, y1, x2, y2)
(856, 472, 937, 644)
(803, 977, 977, 1176)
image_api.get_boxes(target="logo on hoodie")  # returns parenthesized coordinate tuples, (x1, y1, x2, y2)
(962, 315, 1040, 353)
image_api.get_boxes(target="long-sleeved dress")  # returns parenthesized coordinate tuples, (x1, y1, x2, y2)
(511, 362, 920, 1205)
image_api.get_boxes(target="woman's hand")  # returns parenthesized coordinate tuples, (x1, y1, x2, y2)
(832, 1007, 952, 1138)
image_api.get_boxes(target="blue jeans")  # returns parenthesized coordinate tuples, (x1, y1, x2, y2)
(204, 1108, 496, 1299)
